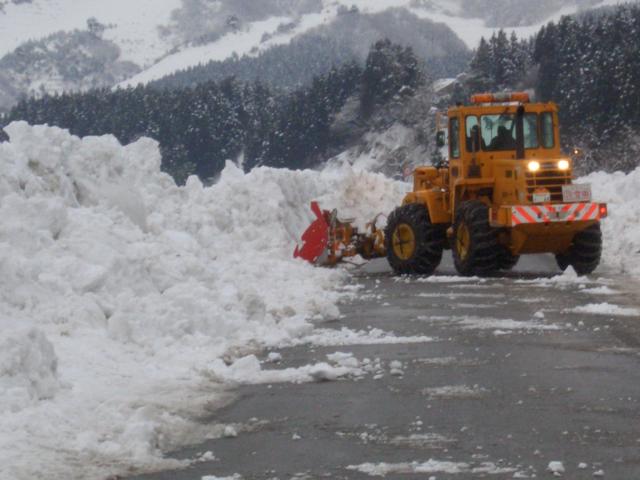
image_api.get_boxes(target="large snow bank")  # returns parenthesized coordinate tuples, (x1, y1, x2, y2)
(0, 122, 406, 479)
(586, 168, 640, 277)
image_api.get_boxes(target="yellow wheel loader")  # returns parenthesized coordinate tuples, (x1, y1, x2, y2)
(295, 92, 607, 276)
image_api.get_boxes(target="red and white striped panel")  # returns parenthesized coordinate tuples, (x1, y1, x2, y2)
(511, 203, 603, 226)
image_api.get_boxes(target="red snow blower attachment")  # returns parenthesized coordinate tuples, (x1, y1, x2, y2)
(294, 202, 386, 266)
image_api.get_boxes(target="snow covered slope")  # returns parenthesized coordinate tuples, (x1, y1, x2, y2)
(0, 0, 636, 105)
(121, 0, 630, 87)
(0, 0, 181, 66)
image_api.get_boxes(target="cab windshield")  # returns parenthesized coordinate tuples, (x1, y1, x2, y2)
(465, 113, 553, 153)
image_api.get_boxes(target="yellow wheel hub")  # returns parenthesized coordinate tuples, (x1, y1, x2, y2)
(392, 223, 416, 260)
(456, 222, 471, 261)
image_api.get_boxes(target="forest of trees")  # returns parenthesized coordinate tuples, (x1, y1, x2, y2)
(4, 40, 422, 183)
(151, 34, 359, 92)
(466, 4, 640, 173)
(533, 5, 640, 172)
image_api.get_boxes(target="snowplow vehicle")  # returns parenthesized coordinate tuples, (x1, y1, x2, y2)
(295, 92, 607, 276)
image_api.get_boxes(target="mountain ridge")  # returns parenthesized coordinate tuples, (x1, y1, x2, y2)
(0, 0, 635, 111)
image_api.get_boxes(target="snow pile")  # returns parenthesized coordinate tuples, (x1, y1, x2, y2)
(0, 122, 405, 479)
(585, 167, 640, 277)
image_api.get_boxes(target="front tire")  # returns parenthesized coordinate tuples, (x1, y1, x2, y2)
(385, 203, 446, 275)
(452, 201, 500, 276)
(555, 223, 602, 275)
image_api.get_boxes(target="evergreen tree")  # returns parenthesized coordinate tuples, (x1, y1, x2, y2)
(360, 39, 422, 116)
(467, 37, 493, 91)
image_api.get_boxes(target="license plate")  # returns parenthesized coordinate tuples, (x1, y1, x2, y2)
(533, 191, 551, 203)
(562, 184, 591, 203)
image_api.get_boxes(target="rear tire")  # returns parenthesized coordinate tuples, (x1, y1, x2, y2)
(385, 203, 446, 275)
(555, 223, 602, 275)
(452, 201, 500, 276)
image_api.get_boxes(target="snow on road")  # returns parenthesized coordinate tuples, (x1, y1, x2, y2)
(566, 303, 640, 317)
(347, 459, 518, 476)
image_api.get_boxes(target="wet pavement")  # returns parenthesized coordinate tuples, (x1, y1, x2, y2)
(129, 255, 640, 480)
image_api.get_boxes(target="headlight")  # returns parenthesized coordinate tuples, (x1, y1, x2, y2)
(527, 161, 540, 172)
(558, 159, 570, 170)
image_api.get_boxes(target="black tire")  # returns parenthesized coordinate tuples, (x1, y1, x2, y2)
(498, 248, 520, 271)
(451, 201, 500, 276)
(384, 203, 446, 275)
(555, 223, 602, 275)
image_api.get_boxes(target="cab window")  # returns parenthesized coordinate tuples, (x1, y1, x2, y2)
(523, 114, 539, 149)
(449, 117, 460, 159)
(465, 115, 480, 152)
(481, 113, 539, 151)
(541, 112, 554, 148)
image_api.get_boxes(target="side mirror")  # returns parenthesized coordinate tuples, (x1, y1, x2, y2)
(436, 131, 445, 148)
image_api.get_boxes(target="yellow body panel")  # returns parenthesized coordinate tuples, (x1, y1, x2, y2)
(509, 221, 598, 255)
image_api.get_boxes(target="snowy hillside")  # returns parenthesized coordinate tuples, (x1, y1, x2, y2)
(0, 0, 636, 109)
(0, 0, 181, 65)
(120, 0, 632, 87)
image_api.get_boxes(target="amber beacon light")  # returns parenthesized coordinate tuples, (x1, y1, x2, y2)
(471, 92, 530, 104)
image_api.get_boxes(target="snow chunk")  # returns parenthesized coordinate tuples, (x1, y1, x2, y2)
(0, 328, 60, 412)
(208, 355, 358, 384)
(548, 461, 565, 475)
(266, 352, 282, 363)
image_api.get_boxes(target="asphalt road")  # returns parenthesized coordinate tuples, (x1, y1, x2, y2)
(129, 255, 640, 480)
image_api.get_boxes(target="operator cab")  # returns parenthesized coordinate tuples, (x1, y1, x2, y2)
(442, 92, 574, 206)
(448, 92, 559, 162)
